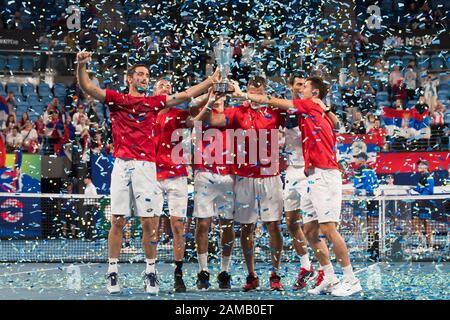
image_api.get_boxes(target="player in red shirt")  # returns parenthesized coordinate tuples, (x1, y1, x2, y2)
(76, 51, 219, 294)
(197, 77, 287, 291)
(230, 76, 362, 297)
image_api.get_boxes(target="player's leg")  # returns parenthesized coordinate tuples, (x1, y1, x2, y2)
(167, 177, 188, 292)
(234, 176, 260, 291)
(286, 211, 308, 256)
(192, 172, 217, 290)
(106, 158, 132, 294)
(216, 174, 235, 289)
(311, 169, 361, 296)
(133, 160, 163, 294)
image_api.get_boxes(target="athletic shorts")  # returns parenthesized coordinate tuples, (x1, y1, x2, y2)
(110, 158, 162, 218)
(283, 165, 308, 212)
(302, 168, 342, 224)
(234, 176, 283, 224)
(193, 171, 235, 220)
(155, 176, 188, 218)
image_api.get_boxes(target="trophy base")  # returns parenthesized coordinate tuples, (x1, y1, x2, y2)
(213, 82, 235, 94)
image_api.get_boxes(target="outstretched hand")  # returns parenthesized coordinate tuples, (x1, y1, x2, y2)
(76, 51, 92, 65)
(230, 80, 244, 98)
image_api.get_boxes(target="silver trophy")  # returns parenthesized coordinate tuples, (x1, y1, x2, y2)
(212, 35, 234, 93)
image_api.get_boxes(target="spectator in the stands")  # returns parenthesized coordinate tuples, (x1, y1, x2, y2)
(368, 118, 387, 139)
(365, 113, 376, 132)
(396, 114, 416, 139)
(404, 64, 417, 101)
(88, 71, 100, 88)
(392, 78, 407, 105)
(342, 85, 358, 124)
(44, 97, 63, 124)
(410, 96, 431, 140)
(422, 72, 439, 111)
(75, 115, 90, 137)
(410, 159, 434, 250)
(431, 101, 445, 127)
(72, 104, 88, 127)
(392, 98, 406, 110)
(45, 110, 65, 154)
(86, 102, 100, 124)
(360, 83, 376, 114)
(389, 65, 403, 99)
(17, 112, 30, 131)
(63, 115, 76, 142)
(3, 114, 16, 132)
(20, 120, 39, 153)
(6, 126, 23, 152)
(350, 111, 366, 134)
(5, 92, 17, 112)
(34, 115, 45, 143)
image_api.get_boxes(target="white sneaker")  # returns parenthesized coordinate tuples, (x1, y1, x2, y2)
(143, 272, 160, 294)
(307, 276, 340, 295)
(331, 278, 363, 297)
(106, 272, 121, 294)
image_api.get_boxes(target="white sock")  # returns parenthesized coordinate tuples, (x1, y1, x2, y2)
(145, 259, 156, 274)
(221, 255, 231, 273)
(342, 265, 357, 282)
(108, 258, 118, 274)
(299, 253, 311, 270)
(322, 263, 337, 281)
(198, 253, 208, 272)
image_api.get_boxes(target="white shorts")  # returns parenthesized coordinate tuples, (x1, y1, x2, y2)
(301, 168, 342, 224)
(283, 166, 308, 212)
(110, 158, 162, 217)
(234, 176, 283, 224)
(155, 176, 188, 218)
(193, 171, 235, 220)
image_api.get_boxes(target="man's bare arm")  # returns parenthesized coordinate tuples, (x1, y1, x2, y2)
(76, 52, 106, 103)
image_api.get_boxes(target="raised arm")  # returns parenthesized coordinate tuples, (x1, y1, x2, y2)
(230, 81, 294, 110)
(76, 52, 106, 103)
(186, 91, 227, 127)
(166, 69, 220, 108)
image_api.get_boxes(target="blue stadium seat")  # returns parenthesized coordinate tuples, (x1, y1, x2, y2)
(446, 54, 450, 69)
(29, 112, 39, 122)
(377, 100, 390, 109)
(438, 90, 449, 100)
(417, 55, 430, 70)
(15, 102, 29, 114)
(402, 55, 415, 67)
(37, 83, 51, 97)
(27, 94, 40, 105)
(407, 100, 417, 109)
(376, 91, 389, 102)
(5, 82, 20, 96)
(445, 112, 450, 125)
(22, 83, 35, 97)
(438, 83, 449, 92)
(0, 55, 6, 70)
(41, 96, 52, 106)
(430, 55, 444, 71)
(6, 56, 21, 71)
(22, 56, 35, 72)
(388, 56, 402, 68)
(53, 82, 67, 97)
(29, 103, 45, 116)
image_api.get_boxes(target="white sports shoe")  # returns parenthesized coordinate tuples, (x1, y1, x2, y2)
(106, 272, 121, 294)
(143, 272, 160, 294)
(331, 278, 363, 297)
(307, 275, 340, 295)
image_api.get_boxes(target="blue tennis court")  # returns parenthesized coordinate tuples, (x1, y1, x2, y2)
(0, 262, 448, 300)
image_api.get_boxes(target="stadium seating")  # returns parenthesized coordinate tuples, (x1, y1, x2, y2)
(26, 94, 40, 105)
(430, 55, 445, 71)
(445, 112, 450, 125)
(376, 91, 389, 102)
(6, 56, 21, 71)
(15, 102, 29, 115)
(53, 82, 67, 97)
(22, 56, 35, 72)
(402, 55, 415, 67)
(22, 83, 35, 97)
(407, 100, 417, 109)
(5, 82, 20, 96)
(417, 55, 430, 70)
(0, 55, 6, 70)
(388, 56, 402, 68)
(37, 83, 52, 98)
(438, 90, 449, 101)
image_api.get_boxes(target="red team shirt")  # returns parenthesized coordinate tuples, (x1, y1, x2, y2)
(155, 107, 189, 181)
(293, 99, 339, 174)
(104, 89, 166, 162)
(194, 109, 232, 175)
(224, 103, 285, 178)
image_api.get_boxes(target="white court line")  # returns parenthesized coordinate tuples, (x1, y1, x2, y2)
(354, 262, 381, 274)
(0, 263, 100, 277)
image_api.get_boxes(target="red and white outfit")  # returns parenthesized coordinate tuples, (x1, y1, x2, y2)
(193, 109, 235, 220)
(224, 103, 285, 224)
(104, 89, 166, 217)
(293, 99, 342, 224)
(283, 115, 308, 212)
(154, 107, 190, 218)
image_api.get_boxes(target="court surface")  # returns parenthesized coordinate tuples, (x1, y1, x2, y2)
(0, 262, 448, 300)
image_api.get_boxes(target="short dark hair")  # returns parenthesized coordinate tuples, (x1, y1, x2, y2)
(247, 76, 266, 88)
(306, 76, 328, 99)
(288, 71, 307, 86)
(127, 64, 149, 77)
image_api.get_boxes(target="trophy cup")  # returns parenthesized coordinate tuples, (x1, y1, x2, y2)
(212, 35, 234, 93)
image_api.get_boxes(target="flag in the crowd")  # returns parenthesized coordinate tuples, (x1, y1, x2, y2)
(382, 107, 405, 127)
(0, 96, 9, 114)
